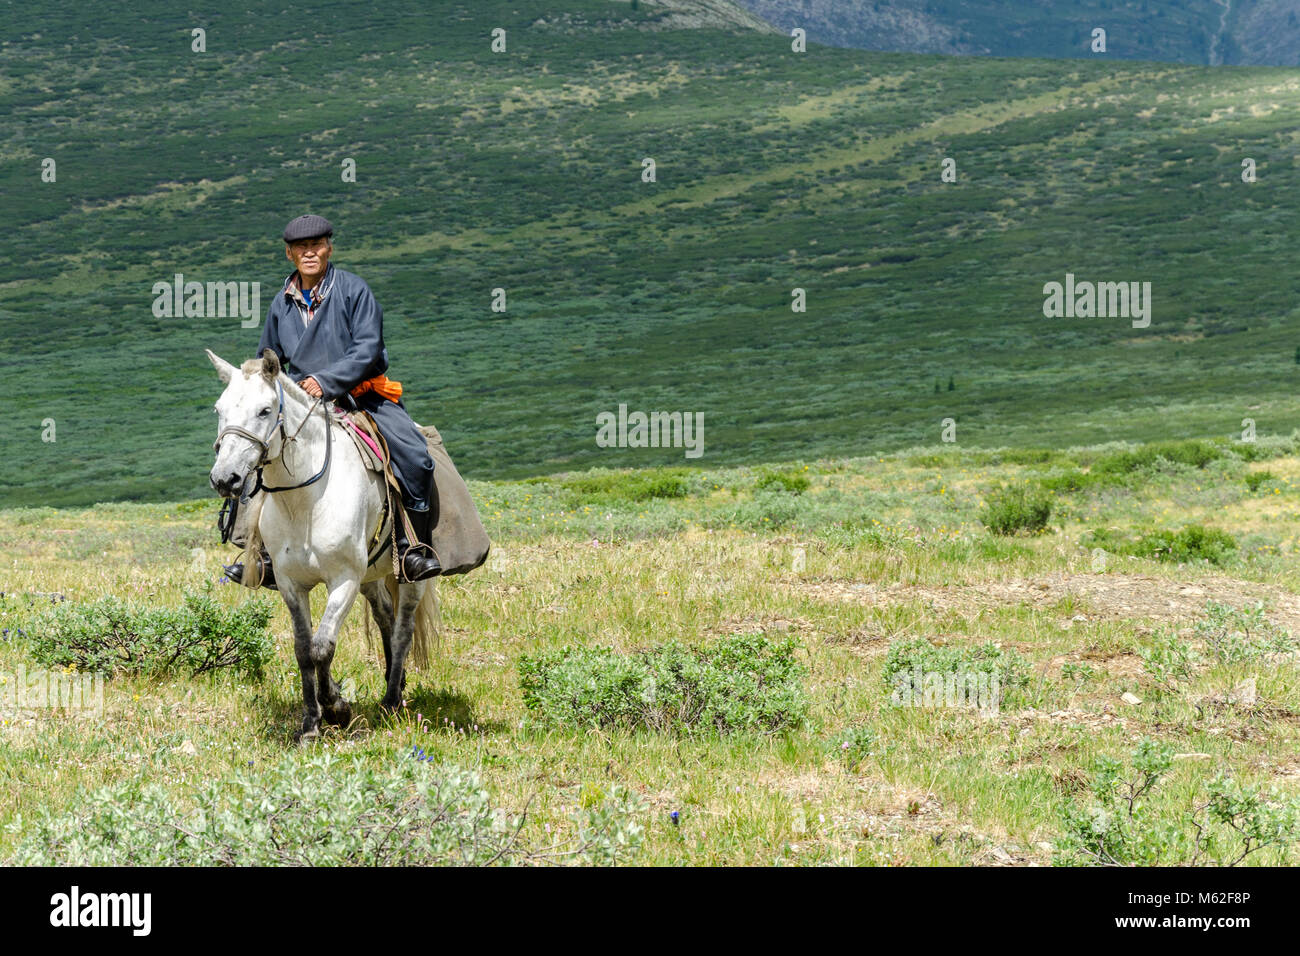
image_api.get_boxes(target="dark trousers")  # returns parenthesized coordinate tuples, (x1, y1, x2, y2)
(349, 392, 435, 513)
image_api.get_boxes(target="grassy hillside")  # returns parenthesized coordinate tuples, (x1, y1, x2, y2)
(6, 438, 1300, 864)
(736, 0, 1300, 66)
(2, 1, 1300, 507)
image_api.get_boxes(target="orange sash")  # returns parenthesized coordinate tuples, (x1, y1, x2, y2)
(350, 375, 403, 403)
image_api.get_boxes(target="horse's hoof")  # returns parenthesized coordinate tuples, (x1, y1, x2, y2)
(324, 700, 353, 727)
(380, 697, 405, 713)
(295, 723, 321, 745)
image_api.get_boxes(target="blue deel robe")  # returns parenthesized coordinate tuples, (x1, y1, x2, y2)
(257, 263, 435, 512)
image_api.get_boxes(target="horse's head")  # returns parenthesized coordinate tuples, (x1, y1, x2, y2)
(206, 348, 286, 498)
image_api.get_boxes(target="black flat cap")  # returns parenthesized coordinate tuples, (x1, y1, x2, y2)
(282, 214, 333, 242)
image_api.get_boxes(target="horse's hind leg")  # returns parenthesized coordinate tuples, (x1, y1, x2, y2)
(362, 579, 396, 685)
(380, 580, 422, 711)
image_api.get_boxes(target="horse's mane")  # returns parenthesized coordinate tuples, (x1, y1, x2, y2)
(236, 359, 308, 408)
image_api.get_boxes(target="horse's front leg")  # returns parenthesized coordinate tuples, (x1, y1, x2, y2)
(313, 576, 361, 730)
(279, 583, 322, 742)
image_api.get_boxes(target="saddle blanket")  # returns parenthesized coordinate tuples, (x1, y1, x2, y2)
(331, 407, 386, 472)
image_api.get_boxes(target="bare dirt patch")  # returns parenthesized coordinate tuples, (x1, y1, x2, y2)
(797, 571, 1300, 632)
(705, 613, 816, 638)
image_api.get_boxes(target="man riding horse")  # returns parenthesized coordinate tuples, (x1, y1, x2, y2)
(224, 214, 442, 586)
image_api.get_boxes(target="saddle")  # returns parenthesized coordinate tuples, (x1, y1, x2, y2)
(335, 409, 398, 572)
(224, 407, 490, 582)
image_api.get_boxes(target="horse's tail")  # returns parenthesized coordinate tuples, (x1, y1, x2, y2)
(382, 575, 440, 670)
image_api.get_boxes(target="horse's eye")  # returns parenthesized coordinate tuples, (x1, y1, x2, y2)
(258, 407, 272, 417)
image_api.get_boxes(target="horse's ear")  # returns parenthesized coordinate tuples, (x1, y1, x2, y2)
(260, 350, 281, 382)
(206, 349, 235, 384)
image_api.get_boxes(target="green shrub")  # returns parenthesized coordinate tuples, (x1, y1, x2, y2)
(1138, 629, 1199, 694)
(904, 453, 947, 468)
(983, 447, 1070, 466)
(753, 468, 810, 494)
(1232, 436, 1297, 462)
(713, 489, 804, 531)
(1244, 470, 1276, 492)
(518, 632, 807, 735)
(1038, 469, 1116, 493)
(882, 638, 1031, 709)
(29, 589, 275, 678)
(1086, 525, 1237, 566)
(979, 485, 1053, 535)
(1090, 439, 1224, 476)
(1057, 739, 1184, 865)
(559, 468, 692, 505)
(1193, 601, 1296, 665)
(1056, 739, 1300, 866)
(1061, 661, 1099, 684)
(6, 751, 645, 866)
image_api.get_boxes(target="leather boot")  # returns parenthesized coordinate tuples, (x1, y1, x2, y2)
(223, 547, 278, 591)
(395, 506, 442, 581)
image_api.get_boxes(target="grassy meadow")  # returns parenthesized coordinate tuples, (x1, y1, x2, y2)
(5, 437, 1300, 864)
(6, 0, 1300, 869)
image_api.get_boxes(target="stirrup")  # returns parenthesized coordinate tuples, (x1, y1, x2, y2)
(399, 542, 442, 582)
(223, 552, 278, 591)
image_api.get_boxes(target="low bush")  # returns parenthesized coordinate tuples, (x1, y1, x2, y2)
(981, 447, 1072, 466)
(1233, 436, 1298, 462)
(1138, 629, 1199, 695)
(29, 589, 275, 678)
(753, 468, 810, 494)
(1056, 739, 1300, 866)
(711, 489, 804, 531)
(1038, 469, 1117, 493)
(6, 751, 645, 866)
(559, 467, 693, 505)
(882, 638, 1031, 709)
(1193, 601, 1296, 665)
(1086, 525, 1237, 566)
(518, 632, 807, 735)
(1244, 470, 1276, 492)
(979, 485, 1053, 535)
(1089, 439, 1224, 476)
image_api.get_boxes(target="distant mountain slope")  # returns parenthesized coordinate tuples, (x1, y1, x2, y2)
(2, 0, 1300, 506)
(533, 0, 779, 33)
(735, 0, 1300, 65)
(1229, 0, 1300, 65)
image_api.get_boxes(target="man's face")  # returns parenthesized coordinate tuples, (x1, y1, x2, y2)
(285, 236, 332, 282)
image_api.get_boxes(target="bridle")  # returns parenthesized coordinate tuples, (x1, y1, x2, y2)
(214, 376, 387, 570)
(215, 378, 333, 504)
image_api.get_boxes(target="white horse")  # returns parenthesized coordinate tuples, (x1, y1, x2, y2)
(206, 349, 436, 742)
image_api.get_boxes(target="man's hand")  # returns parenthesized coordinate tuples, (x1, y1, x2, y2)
(299, 376, 324, 398)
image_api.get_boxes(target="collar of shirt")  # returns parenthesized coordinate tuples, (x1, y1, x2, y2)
(282, 264, 336, 325)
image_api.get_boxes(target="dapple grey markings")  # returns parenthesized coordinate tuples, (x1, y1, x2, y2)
(206, 348, 436, 742)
